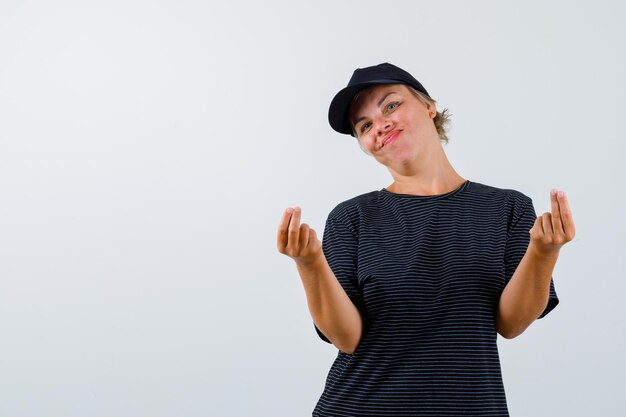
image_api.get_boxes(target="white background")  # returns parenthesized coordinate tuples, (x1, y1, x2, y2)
(1, 1, 624, 416)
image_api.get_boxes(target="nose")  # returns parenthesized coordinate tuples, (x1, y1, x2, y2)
(374, 117, 393, 149)
(375, 117, 392, 137)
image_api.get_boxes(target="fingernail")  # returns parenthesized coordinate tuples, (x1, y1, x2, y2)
(550, 189, 556, 196)
(558, 191, 564, 198)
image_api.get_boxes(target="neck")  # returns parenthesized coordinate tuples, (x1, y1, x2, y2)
(385, 141, 465, 196)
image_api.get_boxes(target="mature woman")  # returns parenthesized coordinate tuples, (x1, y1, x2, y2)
(277, 63, 575, 416)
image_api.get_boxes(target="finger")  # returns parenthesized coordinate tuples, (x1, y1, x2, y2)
(541, 212, 554, 240)
(550, 189, 564, 236)
(309, 227, 318, 248)
(299, 223, 310, 250)
(529, 215, 542, 240)
(277, 208, 293, 252)
(537, 216, 546, 237)
(557, 191, 576, 240)
(287, 206, 302, 251)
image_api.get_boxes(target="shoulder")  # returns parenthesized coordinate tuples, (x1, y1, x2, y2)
(324, 190, 382, 234)
(330, 191, 380, 215)
(468, 181, 535, 233)
(468, 180, 532, 208)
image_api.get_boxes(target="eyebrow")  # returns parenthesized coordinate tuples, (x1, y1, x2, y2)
(352, 91, 398, 127)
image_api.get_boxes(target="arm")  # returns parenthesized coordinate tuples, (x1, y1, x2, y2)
(296, 255, 364, 354)
(496, 189, 575, 339)
(278, 207, 364, 354)
(495, 245, 558, 339)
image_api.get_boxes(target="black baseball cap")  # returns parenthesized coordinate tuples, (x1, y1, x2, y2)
(328, 62, 431, 136)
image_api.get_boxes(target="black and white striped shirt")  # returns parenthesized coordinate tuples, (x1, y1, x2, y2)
(312, 180, 559, 417)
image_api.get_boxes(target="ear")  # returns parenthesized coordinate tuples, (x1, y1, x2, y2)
(426, 102, 437, 119)
(426, 103, 437, 119)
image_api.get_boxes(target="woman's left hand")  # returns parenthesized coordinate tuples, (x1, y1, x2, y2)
(528, 189, 576, 259)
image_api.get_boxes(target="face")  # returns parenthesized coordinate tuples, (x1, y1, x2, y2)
(348, 84, 438, 170)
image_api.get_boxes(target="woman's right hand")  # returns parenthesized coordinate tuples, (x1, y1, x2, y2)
(277, 207, 323, 267)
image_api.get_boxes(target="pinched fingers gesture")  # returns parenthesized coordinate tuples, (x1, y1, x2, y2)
(529, 189, 576, 258)
(277, 207, 323, 266)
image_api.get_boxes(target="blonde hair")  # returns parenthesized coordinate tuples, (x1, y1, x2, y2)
(350, 84, 452, 153)
(405, 86, 451, 144)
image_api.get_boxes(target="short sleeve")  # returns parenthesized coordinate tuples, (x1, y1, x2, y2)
(503, 196, 559, 319)
(313, 213, 365, 343)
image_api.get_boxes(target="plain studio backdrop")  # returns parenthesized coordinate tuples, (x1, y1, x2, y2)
(1, 1, 624, 416)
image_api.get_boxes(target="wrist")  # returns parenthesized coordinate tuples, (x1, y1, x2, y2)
(528, 242, 560, 262)
(295, 253, 326, 272)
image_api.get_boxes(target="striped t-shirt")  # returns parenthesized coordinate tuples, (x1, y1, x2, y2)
(312, 179, 559, 417)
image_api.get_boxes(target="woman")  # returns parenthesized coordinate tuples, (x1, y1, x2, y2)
(277, 63, 575, 416)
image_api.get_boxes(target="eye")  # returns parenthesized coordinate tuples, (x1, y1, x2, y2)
(385, 101, 399, 112)
(360, 122, 371, 133)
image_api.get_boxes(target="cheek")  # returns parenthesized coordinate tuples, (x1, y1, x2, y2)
(362, 135, 377, 151)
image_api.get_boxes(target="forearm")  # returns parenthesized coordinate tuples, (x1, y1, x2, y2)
(296, 256, 364, 354)
(495, 243, 558, 339)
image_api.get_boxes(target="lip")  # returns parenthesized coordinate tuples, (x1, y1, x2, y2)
(382, 130, 401, 147)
